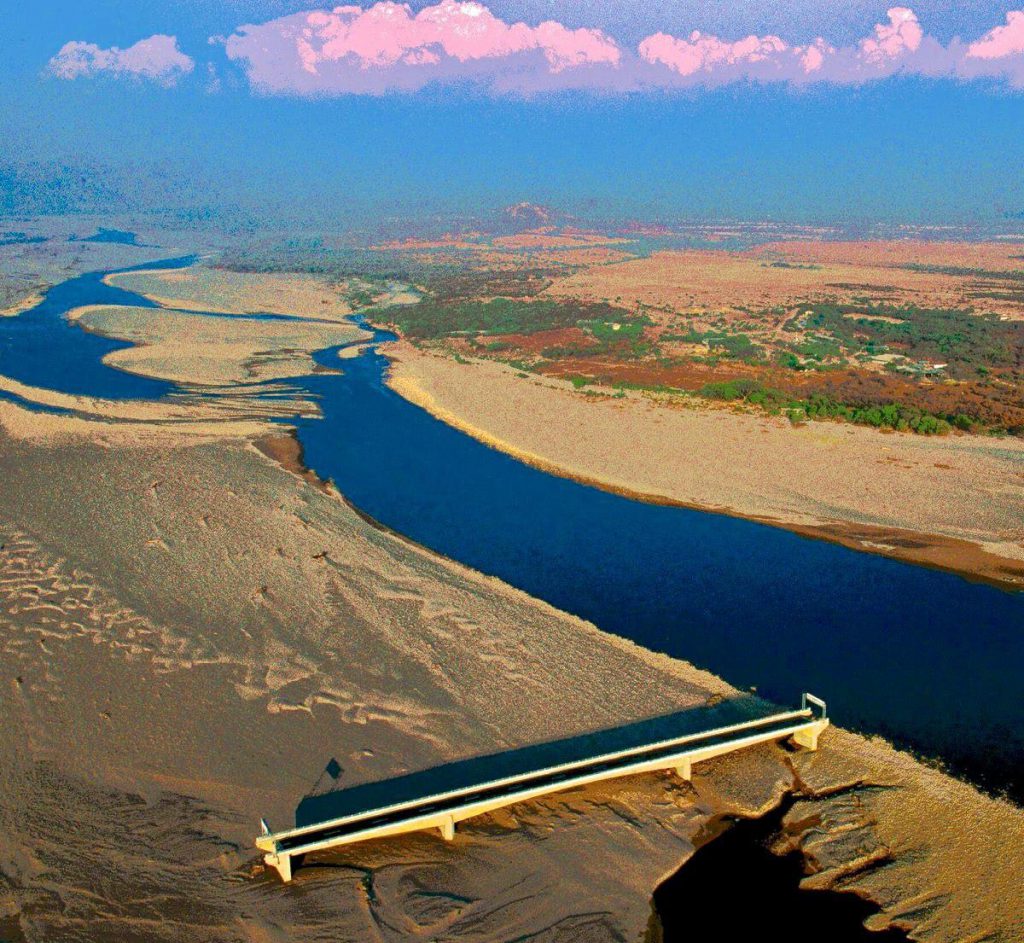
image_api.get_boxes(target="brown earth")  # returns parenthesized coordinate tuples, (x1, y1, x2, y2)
(531, 357, 1024, 432)
(2, 404, 1023, 942)
(543, 240, 1024, 319)
(383, 234, 1024, 434)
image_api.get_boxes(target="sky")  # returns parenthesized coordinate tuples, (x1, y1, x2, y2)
(2, 1, 1024, 226)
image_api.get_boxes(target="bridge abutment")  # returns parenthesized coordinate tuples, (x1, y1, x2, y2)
(791, 720, 828, 751)
(266, 852, 293, 883)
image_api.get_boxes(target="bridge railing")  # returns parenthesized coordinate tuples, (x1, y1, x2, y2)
(802, 692, 827, 719)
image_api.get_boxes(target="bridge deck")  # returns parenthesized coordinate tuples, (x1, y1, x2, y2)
(257, 694, 828, 882)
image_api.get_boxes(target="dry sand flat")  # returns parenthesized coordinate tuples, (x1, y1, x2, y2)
(387, 345, 1024, 587)
(540, 239, 1024, 319)
(0, 314, 369, 432)
(0, 399, 1023, 941)
(72, 304, 368, 388)
(105, 267, 361, 322)
(0, 287, 371, 430)
(0, 412, 739, 942)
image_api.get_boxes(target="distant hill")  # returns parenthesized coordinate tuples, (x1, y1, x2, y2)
(502, 201, 555, 226)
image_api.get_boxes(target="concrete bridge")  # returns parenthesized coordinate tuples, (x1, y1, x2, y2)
(257, 694, 828, 882)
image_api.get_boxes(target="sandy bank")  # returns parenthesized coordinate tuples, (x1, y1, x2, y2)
(104, 266, 358, 322)
(0, 394, 1021, 940)
(0, 292, 44, 318)
(73, 303, 368, 388)
(386, 344, 1024, 589)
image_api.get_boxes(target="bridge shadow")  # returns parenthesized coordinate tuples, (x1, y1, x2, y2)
(295, 693, 774, 829)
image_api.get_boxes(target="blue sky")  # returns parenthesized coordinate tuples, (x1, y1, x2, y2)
(2, 1, 1024, 225)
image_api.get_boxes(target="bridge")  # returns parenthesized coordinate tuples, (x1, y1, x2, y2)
(256, 693, 828, 882)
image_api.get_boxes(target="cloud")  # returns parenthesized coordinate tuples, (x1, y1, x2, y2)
(637, 31, 833, 81)
(967, 11, 1024, 59)
(858, 7, 922, 64)
(224, 1, 621, 94)
(636, 8, 950, 86)
(958, 10, 1024, 86)
(49, 35, 194, 85)
(50, 7, 1024, 95)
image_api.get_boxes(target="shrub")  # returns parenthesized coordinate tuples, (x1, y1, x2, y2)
(696, 382, 956, 435)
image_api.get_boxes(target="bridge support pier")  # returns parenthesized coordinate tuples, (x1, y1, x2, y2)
(440, 815, 455, 841)
(792, 721, 827, 751)
(265, 851, 293, 883)
(673, 759, 692, 781)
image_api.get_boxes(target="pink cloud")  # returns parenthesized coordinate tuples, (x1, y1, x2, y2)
(49, 34, 194, 85)
(53, 5, 1017, 96)
(225, 1, 620, 94)
(858, 7, 923, 64)
(637, 30, 832, 80)
(226, 4, 959, 94)
(800, 42, 830, 74)
(636, 7, 944, 86)
(967, 11, 1024, 59)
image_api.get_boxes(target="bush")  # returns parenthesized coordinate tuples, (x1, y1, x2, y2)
(696, 382, 955, 435)
(785, 300, 1023, 379)
(697, 379, 763, 401)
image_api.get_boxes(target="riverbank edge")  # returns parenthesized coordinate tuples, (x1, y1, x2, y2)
(379, 347, 1024, 593)
(249, 424, 1023, 942)
(249, 430, 918, 939)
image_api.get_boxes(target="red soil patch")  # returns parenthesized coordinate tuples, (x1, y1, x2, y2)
(484, 326, 596, 355)
(529, 355, 1024, 430)
(535, 357, 752, 389)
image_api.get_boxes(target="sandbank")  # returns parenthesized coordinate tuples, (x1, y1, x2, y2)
(386, 344, 1024, 588)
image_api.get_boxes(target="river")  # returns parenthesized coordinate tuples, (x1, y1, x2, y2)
(3, 258, 1023, 801)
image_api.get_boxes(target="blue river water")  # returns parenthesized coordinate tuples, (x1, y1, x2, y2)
(3, 259, 1023, 800)
(0, 256, 193, 400)
(294, 327, 1024, 800)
